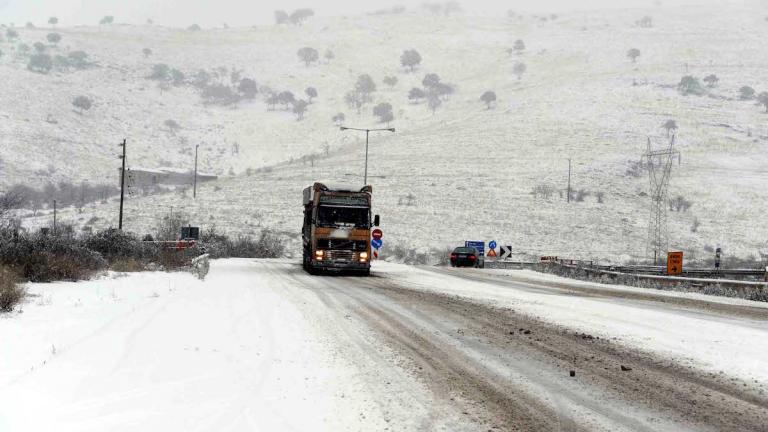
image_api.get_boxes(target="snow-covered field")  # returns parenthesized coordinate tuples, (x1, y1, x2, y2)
(2, 259, 767, 431)
(4, 2, 768, 262)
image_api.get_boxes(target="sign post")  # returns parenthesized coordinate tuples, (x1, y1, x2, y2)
(667, 251, 683, 276)
(371, 229, 383, 260)
(714, 247, 722, 270)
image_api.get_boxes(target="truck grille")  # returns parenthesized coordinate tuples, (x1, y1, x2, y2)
(317, 239, 367, 251)
(326, 250, 354, 262)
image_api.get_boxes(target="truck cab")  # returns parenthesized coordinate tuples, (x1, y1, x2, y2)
(302, 183, 379, 276)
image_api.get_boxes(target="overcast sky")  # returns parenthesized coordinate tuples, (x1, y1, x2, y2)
(0, 0, 747, 28)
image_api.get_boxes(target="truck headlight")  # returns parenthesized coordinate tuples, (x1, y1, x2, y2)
(315, 250, 324, 259)
(359, 252, 369, 261)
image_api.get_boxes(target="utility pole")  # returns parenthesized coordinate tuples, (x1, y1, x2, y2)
(193, 144, 199, 199)
(642, 134, 681, 265)
(567, 158, 572, 203)
(118, 139, 127, 230)
(53, 200, 57, 234)
(339, 126, 396, 185)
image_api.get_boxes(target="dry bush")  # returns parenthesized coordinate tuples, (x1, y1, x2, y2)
(110, 258, 145, 273)
(0, 265, 24, 312)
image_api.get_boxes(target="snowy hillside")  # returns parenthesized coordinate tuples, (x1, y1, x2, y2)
(6, 3, 768, 262)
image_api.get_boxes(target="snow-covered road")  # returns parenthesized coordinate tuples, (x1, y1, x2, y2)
(1, 259, 766, 431)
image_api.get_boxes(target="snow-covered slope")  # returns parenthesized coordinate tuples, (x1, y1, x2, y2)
(6, 4, 768, 261)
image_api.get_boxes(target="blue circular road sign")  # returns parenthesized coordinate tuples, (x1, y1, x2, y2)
(371, 238, 383, 249)
(489, 240, 497, 250)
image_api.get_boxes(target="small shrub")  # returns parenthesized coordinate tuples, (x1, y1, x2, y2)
(201, 84, 240, 106)
(72, 95, 93, 113)
(100, 16, 115, 25)
(758, 92, 768, 113)
(110, 258, 144, 272)
(383, 76, 398, 88)
(0, 265, 24, 312)
(703, 74, 718, 87)
(28, 53, 53, 74)
(530, 184, 555, 199)
(46, 32, 62, 45)
(513, 62, 527, 80)
(678, 75, 704, 96)
(202, 228, 287, 258)
(68, 50, 89, 69)
(739, 86, 755, 100)
(274, 10, 289, 24)
(513, 39, 525, 54)
(239, 78, 258, 99)
(332, 112, 345, 125)
(408, 87, 425, 102)
(355, 74, 377, 96)
(149, 63, 170, 80)
(627, 48, 640, 63)
(373, 102, 394, 123)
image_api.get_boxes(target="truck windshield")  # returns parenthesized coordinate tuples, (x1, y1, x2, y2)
(317, 206, 370, 228)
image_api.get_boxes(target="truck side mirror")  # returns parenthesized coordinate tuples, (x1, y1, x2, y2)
(373, 215, 380, 227)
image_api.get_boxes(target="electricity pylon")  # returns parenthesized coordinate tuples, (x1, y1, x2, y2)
(643, 134, 681, 265)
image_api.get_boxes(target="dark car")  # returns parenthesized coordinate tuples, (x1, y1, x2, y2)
(450, 247, 483, 268)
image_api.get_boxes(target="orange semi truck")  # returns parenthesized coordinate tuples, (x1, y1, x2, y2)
(302, 183, 380, 276)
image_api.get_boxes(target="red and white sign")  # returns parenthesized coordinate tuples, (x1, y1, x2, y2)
(372, 229, 383, 240)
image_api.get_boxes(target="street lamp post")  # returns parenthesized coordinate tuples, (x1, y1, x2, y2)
(193, 144, 199, 199)
(339, 126, 395, 185)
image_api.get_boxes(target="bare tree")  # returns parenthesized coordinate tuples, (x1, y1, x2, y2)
(48, 17, 59, 26)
